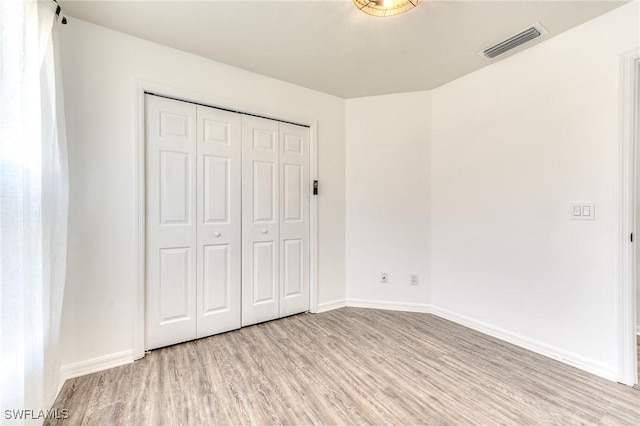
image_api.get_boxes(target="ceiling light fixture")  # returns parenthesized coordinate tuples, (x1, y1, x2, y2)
(353, 0, 422, 17)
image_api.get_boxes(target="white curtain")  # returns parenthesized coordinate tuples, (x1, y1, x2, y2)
(0, 0, 68, 423)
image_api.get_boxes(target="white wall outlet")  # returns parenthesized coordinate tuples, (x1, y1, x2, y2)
(410, 274, 419, 285)
(381, 272, 389, 283)
(570, 203, 595, 220)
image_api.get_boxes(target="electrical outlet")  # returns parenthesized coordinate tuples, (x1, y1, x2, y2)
(410, 274, 419, 285)
(381, 272, 389, 284)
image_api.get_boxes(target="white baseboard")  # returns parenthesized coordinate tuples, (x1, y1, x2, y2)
(59, 349, 134, 384)
(428, 305, 617, 382)
(316, 299, 346, 313)
(346, 298, 432, 313)
(342, 299, 617, 382)
(50, 349, 134, 409)
(50, 302, 625, 411)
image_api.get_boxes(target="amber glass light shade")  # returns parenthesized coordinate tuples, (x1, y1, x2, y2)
(353, 0, 422, 17)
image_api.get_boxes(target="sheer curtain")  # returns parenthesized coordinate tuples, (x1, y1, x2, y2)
(0, 0, 68, 422)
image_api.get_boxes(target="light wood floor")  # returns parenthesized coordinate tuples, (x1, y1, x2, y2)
(48, 308, 640, 425)
(637, 335, 640, 389)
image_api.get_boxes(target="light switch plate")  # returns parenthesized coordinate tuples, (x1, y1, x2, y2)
(570, 203, 595, 220)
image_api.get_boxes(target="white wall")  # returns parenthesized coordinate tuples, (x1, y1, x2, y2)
(345, 92, 431, 307)
(343, 1, 638, 380)
(59, 19, 346, 367)
(60, 1, 639, 383)
(430, 2, 639, 377)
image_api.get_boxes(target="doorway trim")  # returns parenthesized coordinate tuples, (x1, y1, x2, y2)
(618, 48, 640, 386)
(133, 80, 319, 360)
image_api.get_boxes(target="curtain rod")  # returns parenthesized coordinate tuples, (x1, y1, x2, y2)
(52, 0, 67, 24)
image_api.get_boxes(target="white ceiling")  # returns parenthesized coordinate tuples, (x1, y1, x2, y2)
(59, 0, 629, 98)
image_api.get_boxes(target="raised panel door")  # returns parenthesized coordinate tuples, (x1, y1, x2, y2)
(196, 105, 242, 338)
(146, 95, 197, 350)
(241, 116, 280, 326)
(279, 123, 310, 317)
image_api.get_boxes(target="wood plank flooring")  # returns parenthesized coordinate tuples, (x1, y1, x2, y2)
(48, 308, 640, 425)
(636, 335, 640, 390)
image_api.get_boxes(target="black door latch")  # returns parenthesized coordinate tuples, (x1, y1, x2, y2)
(313, 180, 318, 195)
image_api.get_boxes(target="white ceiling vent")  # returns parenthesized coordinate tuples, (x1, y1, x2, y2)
(479, 23, 548, 60)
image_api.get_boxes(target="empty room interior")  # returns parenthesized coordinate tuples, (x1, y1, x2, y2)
(3, 0, 640, 424)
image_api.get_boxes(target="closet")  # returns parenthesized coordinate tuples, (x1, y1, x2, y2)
(144, 94, 310, 350)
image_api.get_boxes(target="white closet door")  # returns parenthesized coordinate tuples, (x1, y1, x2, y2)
(279, 123, 310, 317)
(196, 105, 242, 337)
(241, 116, 280, 326)
(145, 95, 197, 350)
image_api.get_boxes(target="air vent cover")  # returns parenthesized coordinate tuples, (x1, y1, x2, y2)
(480, 23, 547, 59)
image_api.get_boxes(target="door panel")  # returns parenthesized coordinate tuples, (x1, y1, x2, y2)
(242, 116, 280, 326)
(159, 151, 190, 224)
(253, 241, 277, 303)
(196, 105, 241, 338)
(279, 123, 310, 317)
(283, 239, 303, 297)
(203, 155, 229, 223)
(146, 95, 197, 350)
(254, 161, 276, 222)
(253, 128, 277, 151)
(202, 244, 230, 312)
(159, 247, 191, 321)
(283, 164, 303, 221)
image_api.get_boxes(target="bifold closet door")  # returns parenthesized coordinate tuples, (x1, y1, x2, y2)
(145, 95, 197, 350)
(279, 123, 310, 317)
(147, 94, 310, 346)
(242, 116, 280, 326)
(146, 96, 242, 350)
(195, 105, 242, 338)
(242, 117, 311, 326)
